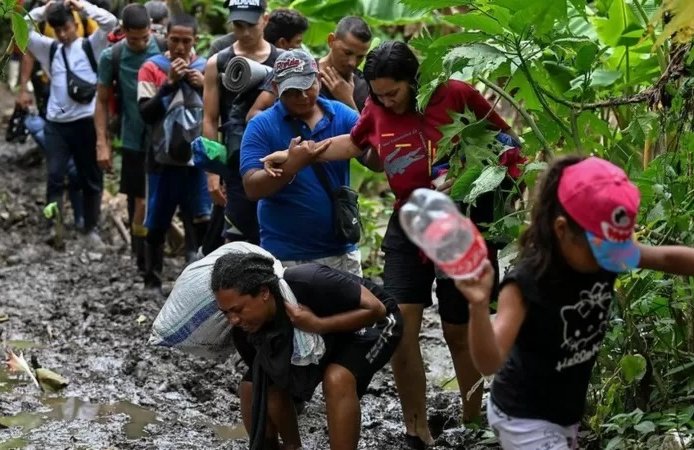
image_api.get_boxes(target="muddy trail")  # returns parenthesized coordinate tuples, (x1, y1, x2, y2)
(0, 92, 499, 450)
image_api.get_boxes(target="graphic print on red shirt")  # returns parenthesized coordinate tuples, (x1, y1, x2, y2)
(350, 79, 516, 208)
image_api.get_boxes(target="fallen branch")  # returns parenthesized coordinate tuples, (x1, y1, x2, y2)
(110, 212, 130, 245)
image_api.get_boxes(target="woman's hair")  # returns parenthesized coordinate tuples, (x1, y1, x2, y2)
(46, 2, 74, 28)
(518, 155, 586, 276)
(210, 253, 283, 301)
(362, 41, 419, 111)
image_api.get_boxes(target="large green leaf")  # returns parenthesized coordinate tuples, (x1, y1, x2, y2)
(464, 165, 507, 205)
(450, 164, 483, 201)
(444, 12, 506, 36)
(593, 0, 644, 47)
(443, 43, 507, 78)
(398, 0, 476, 13)
(507, 0, 568, 36)
(11, 12, 30, 52)
(300, 18, 337, 47)
(620, 354, 647, 384)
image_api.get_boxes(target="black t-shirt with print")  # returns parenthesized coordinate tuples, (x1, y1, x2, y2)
(284, 263, 400, 346)
(490, 257, 617, 426)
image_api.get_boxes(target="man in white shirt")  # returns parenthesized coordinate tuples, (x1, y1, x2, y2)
(26, 0, 117, 246)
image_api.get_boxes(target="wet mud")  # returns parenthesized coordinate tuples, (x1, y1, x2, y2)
(0, 89, 499, 449)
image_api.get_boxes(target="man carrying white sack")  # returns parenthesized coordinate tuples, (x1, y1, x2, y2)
(210, 251, 402, 450)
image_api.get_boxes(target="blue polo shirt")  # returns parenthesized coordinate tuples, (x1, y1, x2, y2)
(240, 97, 359, 260)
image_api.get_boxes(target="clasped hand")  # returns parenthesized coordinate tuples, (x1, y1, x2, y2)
(260, 137, 331, 178)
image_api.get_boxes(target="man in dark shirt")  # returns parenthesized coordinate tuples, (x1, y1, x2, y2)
(207, 7, 308, 57)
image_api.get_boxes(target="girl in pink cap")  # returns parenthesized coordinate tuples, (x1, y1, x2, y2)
(455, 155, 694, 450)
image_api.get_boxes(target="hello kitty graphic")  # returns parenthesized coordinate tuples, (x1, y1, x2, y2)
(555, 282, 613, 372)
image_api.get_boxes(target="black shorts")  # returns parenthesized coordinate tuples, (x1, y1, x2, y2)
(382, 213, 499, 325)
(119, 149, 146, 198)
(234, 313, 402, 398)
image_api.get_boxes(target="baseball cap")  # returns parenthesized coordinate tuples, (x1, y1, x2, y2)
(557, 157, 641, 272)
(228, 0, 266, 24)
(273, 50, 318, 97)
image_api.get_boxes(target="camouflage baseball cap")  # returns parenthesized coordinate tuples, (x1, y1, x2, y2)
(273, 50, 319, 97)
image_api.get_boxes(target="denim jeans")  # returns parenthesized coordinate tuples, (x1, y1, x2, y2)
(44, 118, 102, 231)
(26, 114, 84, 227)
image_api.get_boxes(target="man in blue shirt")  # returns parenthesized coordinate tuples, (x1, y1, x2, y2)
(240, 50, 361, 275)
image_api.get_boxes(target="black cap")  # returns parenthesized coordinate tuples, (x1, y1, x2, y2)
(228, 0, 266, 24)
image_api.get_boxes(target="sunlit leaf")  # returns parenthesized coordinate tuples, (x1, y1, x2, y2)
(593, 0, 644, 47)
(450, 164, 483, 201)
(620, 354, 647, 384)
(464, 165, 507, 205)
(588, 69, 622, 88)
(11, 12, 30, 52)
(652, 0, 694, 47)
(444, 12, 505, 36)
(443, 43, 507, 78)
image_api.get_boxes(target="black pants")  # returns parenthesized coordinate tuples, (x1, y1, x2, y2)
(44, 118, 103, 232)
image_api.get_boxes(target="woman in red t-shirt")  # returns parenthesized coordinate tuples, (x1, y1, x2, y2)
(262, 41, 524, 448)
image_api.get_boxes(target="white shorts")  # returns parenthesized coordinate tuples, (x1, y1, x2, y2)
(487, 398, 579, 450)
(282, 249, 363, 277)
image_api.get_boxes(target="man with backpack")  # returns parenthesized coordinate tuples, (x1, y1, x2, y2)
(95, 3, 165, 273)
(202, 0, 283, 248)
(137, 14, 211, 291)
(25, 0, 117, 247)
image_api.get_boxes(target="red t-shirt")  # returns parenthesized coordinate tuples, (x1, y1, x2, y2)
(350, 80, 521, 207)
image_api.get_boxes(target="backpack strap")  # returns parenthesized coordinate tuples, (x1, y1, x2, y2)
(110, 40, 124, 87)
(154, 35, 167, 52)
(82, 38, 98, 73)
(150, 54, 171, 73)
(49, 41, 59, 70)
(189, 56, 207, 72)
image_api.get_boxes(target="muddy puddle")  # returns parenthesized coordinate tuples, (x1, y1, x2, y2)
(0, 86, 498, 449)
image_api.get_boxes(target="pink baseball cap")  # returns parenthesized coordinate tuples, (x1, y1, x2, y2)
(557, 157, 641, 272)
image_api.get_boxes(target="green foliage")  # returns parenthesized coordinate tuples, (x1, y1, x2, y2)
(404, 0, 694, 446)
(1, 0, 29, 53)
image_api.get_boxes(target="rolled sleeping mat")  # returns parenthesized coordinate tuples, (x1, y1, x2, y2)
(222, 56, 273, 94)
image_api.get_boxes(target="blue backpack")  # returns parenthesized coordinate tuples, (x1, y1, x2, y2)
(149, 55, 206, 166)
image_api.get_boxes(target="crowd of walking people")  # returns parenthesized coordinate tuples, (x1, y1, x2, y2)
(7, 0, 694, 449)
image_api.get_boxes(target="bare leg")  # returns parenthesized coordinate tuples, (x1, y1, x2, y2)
(442, 322, 483, 423)
(323, 364, 360, 450)
(390, 304, 434, 445)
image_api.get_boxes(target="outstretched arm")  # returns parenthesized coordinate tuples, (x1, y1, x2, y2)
(639, 244, 694, 276)
(455, 261, 527, 376)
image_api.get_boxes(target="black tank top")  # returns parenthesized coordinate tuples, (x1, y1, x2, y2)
(215, 44, 283, 129)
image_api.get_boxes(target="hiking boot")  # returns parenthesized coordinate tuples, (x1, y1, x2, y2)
(132, 235, 146, 274)
(144, 242, 164, 289)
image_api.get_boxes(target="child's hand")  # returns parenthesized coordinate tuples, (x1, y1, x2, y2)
(454, 259, 495, 307)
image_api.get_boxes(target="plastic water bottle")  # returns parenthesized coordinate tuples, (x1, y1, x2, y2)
(399, 188, 488, 280)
